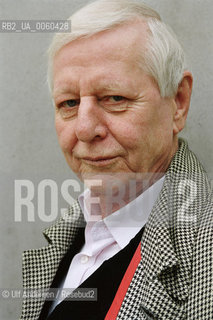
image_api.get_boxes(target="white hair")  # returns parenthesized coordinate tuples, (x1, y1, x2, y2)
(47, 0, 186, 97)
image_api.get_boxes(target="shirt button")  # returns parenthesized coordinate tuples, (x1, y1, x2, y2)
(80, 255, 89, 264)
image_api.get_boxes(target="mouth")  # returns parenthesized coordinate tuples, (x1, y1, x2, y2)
(81, 156, 118, 167)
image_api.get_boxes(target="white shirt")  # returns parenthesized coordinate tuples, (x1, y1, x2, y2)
(51, 176, 164, 311)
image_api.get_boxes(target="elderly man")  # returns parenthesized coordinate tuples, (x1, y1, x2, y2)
(20, 0, 212, 319)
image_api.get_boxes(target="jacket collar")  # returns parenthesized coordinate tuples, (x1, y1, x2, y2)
(20, 202, 85, 320)
(133, 139, 211, 319)
(43, 200, 86, 249)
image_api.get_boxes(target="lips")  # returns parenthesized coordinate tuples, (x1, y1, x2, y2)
(81, 156, 118, 167)
(83, 156, 115, 161)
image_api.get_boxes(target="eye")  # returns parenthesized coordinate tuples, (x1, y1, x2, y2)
(109, 96, 125, 102)
(101, 95, 126, 105)
(63, 99, 79, 107)
(100, 95, 128, 112)
(56, 99, 79, 120)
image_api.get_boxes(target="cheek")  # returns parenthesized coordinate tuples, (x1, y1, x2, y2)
(147, 100, 174, 133)
(55, 118, 76, 152)
(113, 124, 139, 150)
(107, 114, 144, 146)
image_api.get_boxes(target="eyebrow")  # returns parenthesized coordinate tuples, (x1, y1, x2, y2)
(53, 85, 77, 97)
(53, 88, 71, 98)
(99, 82, 124, 92)
(53, 81, 126, 98)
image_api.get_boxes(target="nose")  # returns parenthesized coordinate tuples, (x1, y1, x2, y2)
(74, 96, 107, 142)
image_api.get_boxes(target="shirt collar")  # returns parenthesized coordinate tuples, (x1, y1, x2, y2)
(78, 176, 164, 249)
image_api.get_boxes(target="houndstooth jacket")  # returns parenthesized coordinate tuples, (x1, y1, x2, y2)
(20, 139, 213, 320)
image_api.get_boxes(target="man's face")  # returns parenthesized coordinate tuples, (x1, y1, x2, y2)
(53, 22, 178, 186)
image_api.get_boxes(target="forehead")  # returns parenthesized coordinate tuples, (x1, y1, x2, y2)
(53, 21, 149, 94)
(53, 21, 149, 70)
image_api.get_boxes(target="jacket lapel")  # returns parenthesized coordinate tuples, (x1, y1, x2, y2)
(117, 180, 188, 320)
(138, 198, 188, 320)
(117, 139, 211, 319)
(20, 201, 85, 320)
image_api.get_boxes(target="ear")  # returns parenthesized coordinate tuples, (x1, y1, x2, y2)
(173, 71, 193, 135)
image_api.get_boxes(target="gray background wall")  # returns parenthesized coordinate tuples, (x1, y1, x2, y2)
(0, 0, 212, 319)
